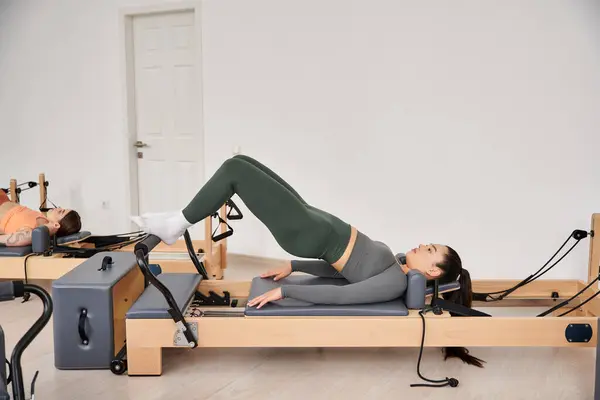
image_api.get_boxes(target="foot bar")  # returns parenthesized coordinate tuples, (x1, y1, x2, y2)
(133, 234, 198, 348)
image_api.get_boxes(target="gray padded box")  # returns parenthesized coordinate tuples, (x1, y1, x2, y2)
(126, 273, 202, 319)
(52, 251, 144, 370)
(245, 276, 410, 316)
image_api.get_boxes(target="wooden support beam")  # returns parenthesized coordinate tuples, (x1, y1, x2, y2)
(9, 179, 17, 203)
(472, 279, 579, 299)
(576, 280, 600, 317)
(204, 210, 213, 273)
(220, 203, 228, 271)
(0, 255, 83, 280)
(39, 173, 47, 214)
(126, 314, 597, 351)
(589, 213, 600, 285)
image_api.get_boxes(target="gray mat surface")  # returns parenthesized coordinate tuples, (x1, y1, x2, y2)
(245, 275, 409, 316)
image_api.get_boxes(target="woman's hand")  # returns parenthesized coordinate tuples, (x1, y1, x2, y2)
(247, 287, 283, 309)
(260, 261, 292, 281)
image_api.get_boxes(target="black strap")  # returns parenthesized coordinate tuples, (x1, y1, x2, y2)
(5, 358, 11, 385)
(226, 199, 243, 220)
(210, 198, 243, 241)
(79, 309, 89, 345)
(211, 212, 234, 242)
(212, 227, 234, 242)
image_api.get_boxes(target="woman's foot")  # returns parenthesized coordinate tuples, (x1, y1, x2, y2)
(131, 210, 192, 245)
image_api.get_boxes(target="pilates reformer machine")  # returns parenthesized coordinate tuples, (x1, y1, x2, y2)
(0, 173, 242, 281)
(46, 211, 600, 394)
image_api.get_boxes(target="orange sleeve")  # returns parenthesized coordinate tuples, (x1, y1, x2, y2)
(0, 190, 9, 205)
(1, 207, 46, 234)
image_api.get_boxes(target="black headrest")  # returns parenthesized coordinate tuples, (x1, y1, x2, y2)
(56, 231, 92, 245)
(396, 252, 461, 295)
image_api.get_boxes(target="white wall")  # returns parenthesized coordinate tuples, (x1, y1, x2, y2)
(1, 0, 600, 279)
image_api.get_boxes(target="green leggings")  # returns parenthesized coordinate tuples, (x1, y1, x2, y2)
(182, 155, 352, 263)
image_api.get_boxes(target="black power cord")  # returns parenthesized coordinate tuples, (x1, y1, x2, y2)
(410, 309, 459, 389)
(20, 254, 36, 303)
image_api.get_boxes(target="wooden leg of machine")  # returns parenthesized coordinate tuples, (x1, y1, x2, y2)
(595, 318, 600, 399)
(39, 173, 47, 215)
(588, 213, 600, 285)
(204, 214, 219, 279)
(219, 203, 228, 271)
(9, 179, 17, 203)
(203, 204, 228, 280)
(127, 347, 163, 376)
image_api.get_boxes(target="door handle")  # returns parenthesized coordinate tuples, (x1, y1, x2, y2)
(133, 140, 148, 148)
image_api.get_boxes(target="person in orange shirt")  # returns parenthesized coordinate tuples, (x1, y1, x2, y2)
(0, 189, 81, 247)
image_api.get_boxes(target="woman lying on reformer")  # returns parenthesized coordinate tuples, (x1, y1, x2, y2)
(0, 189, 82, 247)
(132, 154, 483, 367)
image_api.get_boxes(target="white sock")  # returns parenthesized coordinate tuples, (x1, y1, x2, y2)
(131, 210, 192, 245)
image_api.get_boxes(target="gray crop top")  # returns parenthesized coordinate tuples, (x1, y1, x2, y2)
(280, 231, 408, 305)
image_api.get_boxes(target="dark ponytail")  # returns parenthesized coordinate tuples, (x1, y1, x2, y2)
(438, 249, 486, 368)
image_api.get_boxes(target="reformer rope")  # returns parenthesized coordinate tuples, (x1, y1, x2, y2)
(1, 178, 58, 211)
(473, 229, 591, 302)
(13, 181, 38, 204)
(557, 289, 600, 317)
(537, 272, 600, 317)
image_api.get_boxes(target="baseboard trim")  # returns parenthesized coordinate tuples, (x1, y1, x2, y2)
(227, 252, 285, 267)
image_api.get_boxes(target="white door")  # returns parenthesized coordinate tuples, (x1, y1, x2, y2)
(130, 10, 204, 239)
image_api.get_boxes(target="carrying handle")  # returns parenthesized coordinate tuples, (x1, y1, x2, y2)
(78, 308, 89, 345)
(98, 255, 113, 271)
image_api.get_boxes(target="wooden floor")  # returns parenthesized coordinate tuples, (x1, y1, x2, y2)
(1, 255, 596, 400)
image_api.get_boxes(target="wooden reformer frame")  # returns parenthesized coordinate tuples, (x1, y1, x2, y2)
(116, 213, 600, 398)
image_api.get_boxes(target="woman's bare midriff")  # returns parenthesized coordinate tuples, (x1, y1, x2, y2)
(331, 225, 358, 272)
